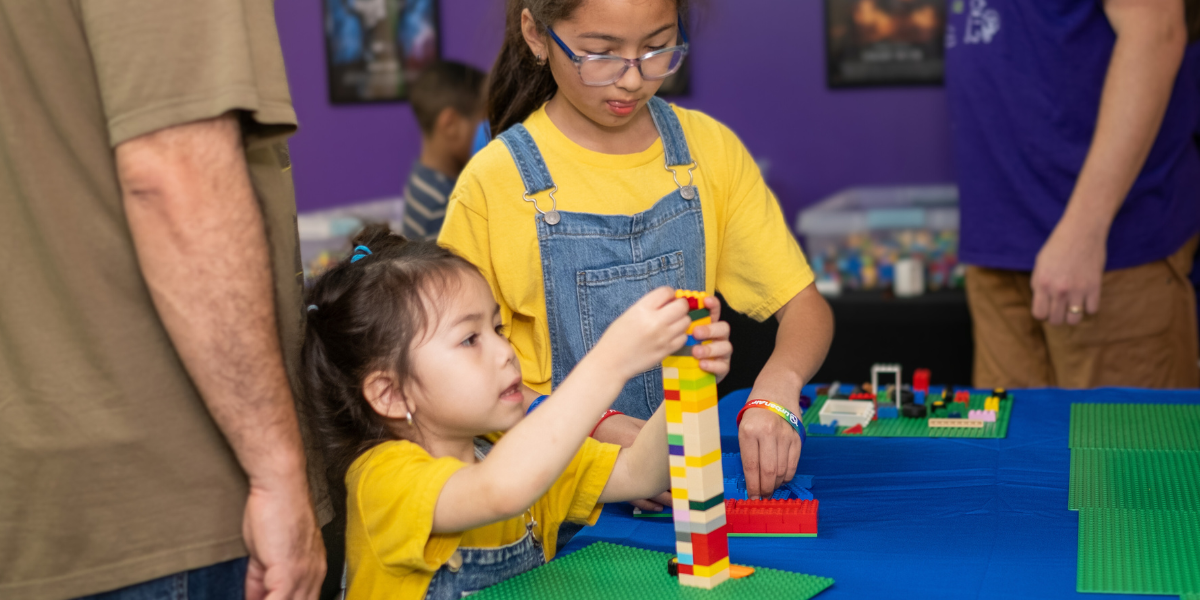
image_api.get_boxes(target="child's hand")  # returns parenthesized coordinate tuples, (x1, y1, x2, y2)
(689, 295, 732, 383)
(596, 287, 691, 380)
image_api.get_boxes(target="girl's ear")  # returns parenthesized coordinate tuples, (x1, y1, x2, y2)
(362, 370, 410, 420)
(519, 8, 548, 64)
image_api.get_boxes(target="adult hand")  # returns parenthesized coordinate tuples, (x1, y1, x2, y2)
(689, 296, 732, 383)
(1031, 220, 1107, 326)
(243, 481, 326, 600)
(738, 407, 802, 500)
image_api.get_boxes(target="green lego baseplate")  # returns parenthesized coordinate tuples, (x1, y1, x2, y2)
(801, 393, 1011, 439)
(1068, 403, 1200, 596)
(1069, 404, 1200, 451)
(1077, 507, 1200, 595)
(471, 541, 835, 600)
(1068, 449, 1200, 511)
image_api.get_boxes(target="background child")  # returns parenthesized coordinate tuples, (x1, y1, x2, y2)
(401, 61, 486, 241)
(303, 225, 716, 599)
(439, 0, 834, 507)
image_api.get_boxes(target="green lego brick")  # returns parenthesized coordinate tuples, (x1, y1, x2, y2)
(1068, 449, 1200, 511)
(471, 541, 834, 600)
(801, 394, 1011, 439)
(1182, 594, 1200, 600)
(1077, 508, 1200, 595)
(1069, 404, 1200, 451)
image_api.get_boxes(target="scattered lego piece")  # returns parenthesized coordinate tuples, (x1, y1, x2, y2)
(728, 564, 756, 579)
(799, 395, 813, 411)
(818, 400, 875, 428)
(844, 423, 864, 434)
(902, 404, 927, 418)
(914, 390, 926, 405)
(948, 411, 961, 419)
(871, 363, 902, 408)
(954, 390, 971, 405)
(984, 396, 1000, 412)
(807, 421, 838, 435)
(848, 392, 874, 401)
(993, 387, 1008, 400)
(913, 368, 931, 393)
(814, 386, 829, 397)
(929, 418, 985, 428)
(876, 406, 898, 419)
(968, 409, 997, 422)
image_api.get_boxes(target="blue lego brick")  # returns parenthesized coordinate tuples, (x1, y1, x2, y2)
(915, 390, 926, 405)
(807, 421, 838, 435)
(877, 406, 898, 419)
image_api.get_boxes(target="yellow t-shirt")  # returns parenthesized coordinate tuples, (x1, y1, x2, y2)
(344, 437, 620, 600)
(439, 103, 814, 394)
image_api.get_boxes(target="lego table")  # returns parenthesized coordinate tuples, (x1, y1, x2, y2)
(559, 386, 1200, 599)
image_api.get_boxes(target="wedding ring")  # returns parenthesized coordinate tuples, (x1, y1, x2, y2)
(1068, 305, 1083, 315)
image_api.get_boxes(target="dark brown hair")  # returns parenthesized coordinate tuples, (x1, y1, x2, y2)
(410, 61, 487, 135)
(486, 0, 692, 135)
(1188, 0, 1199, 43)
(302, 223, 479, 510)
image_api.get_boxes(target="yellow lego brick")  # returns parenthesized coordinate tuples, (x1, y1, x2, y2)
(670, 466, 688, 478)
(665, 400, 683, 423)
(984, 396, 1000, 412)
(686, 316, 712, 335)
(693, 558, 731, 577)
(682, 393, 718, 413)
(671, 486, 689, 500)
(662, 356, 698, 369)
(684, 448, 722, 468)
(676, 367, 707, 380)
(663, 378, 680, 391)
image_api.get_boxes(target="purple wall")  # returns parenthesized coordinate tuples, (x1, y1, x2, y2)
(276, 0, 954, 222)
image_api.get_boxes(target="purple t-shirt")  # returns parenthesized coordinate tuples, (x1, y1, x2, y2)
(946, 0, 1200, 271)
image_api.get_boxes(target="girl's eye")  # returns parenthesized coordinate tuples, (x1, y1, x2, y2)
(461, 333, 479, 347)
(647, 45, 666, 51)
(495, 323, 509, 337)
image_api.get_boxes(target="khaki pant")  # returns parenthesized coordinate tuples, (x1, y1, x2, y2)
(965, 236, 1200, 389)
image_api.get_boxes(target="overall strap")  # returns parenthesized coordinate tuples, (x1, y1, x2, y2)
(497, 124, 556, 195)
(646, 96, 694, 168)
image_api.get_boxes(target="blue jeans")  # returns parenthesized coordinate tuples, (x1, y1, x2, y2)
(75, 558, 248, 600)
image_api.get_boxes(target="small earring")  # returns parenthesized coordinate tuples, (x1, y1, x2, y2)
(536, 54, 545, 66)
(406, 411, 413, 426)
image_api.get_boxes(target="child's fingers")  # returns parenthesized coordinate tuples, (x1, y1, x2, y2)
(692, 320, 730, 342)
(694, 339, 732, 362)
(642, 286, 680, 310)
(703, 294, 722, 322)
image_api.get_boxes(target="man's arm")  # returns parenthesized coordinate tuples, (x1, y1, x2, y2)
(1031, 0, 1188, 326)
(116, 113, 324, 600)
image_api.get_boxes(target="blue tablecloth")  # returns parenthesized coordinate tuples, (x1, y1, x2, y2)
(559, 386, 1200, 599)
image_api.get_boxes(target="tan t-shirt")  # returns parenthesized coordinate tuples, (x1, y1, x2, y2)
(0, 1, 330, 598)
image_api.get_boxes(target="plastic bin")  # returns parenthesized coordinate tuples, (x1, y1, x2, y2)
(297, 196, 405, 280)
(794, 185, 963, 295)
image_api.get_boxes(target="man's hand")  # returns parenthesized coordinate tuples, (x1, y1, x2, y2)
(1031, 221, 1107, 325)
(244, 482, 326, 600)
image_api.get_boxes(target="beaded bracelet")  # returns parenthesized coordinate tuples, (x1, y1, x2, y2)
(736, 400, 806, 446)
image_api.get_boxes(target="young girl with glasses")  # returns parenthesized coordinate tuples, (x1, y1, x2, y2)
(304, 225, 723, 599)
(439, 0, 833, 513)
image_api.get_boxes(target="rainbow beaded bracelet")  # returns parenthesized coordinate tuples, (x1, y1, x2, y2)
(736, 399, 806, 446)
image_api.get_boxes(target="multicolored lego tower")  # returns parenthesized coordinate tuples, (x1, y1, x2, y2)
(663, 290, 730, 589)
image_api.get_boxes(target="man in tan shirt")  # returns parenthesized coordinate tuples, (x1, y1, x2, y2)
(0, 1, 330, 598)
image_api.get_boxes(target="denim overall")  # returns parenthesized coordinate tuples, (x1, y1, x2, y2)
(497, 96, 706, 420)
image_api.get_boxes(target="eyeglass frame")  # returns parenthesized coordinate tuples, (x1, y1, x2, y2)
(544, 16, 690, 87)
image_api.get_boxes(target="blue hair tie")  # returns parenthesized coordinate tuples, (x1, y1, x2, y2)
(350, 245, 373, 263)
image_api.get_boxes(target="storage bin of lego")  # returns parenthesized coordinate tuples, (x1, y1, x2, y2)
(794, 185, 964, 295)
(296, 196, 406, 281)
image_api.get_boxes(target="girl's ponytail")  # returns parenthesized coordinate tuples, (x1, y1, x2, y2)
(487, 0, 573, 135)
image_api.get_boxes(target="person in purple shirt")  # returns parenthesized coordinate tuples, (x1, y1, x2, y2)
(946, 0, 1200, 388)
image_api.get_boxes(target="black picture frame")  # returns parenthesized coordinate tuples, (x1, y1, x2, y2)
(323, 0, 443, 104)
(825, 0, 946, 88)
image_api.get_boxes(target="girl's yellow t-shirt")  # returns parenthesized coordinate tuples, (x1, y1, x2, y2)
(344, 437, 619, 600)
(439, 103, 814, 395)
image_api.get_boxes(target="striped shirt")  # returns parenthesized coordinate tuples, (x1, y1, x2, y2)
(401, 162, 455, 241)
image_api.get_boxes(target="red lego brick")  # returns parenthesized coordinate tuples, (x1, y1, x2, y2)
(690, 527, 729, 564)
(848, 392, 874, 400)
(664, 389, 680, 400)
(913, 368, 931, 393)
(678, 563, 694, 576)
(686, 296, 700, 310)
(844, 423, 864, 434)
(724, 499, 818, 535)
(953, 390, 971, 405)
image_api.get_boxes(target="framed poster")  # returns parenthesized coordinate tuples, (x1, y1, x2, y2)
(825, 0, 945, 88)
(324, 0, 441, 103)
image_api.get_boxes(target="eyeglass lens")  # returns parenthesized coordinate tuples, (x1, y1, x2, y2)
(579, 48, 685, 85)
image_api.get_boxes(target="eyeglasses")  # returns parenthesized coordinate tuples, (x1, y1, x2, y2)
(545, 17, 690, 87)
